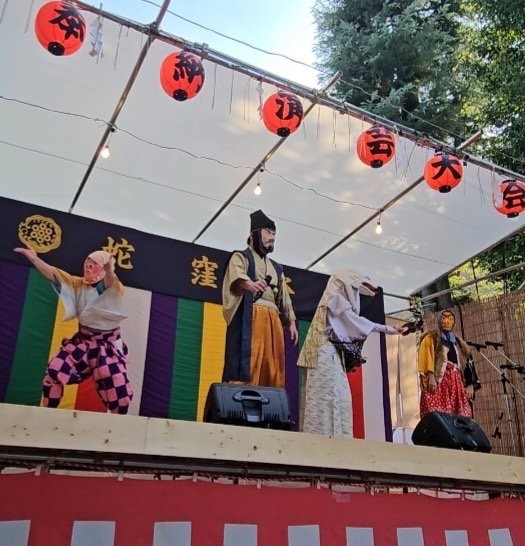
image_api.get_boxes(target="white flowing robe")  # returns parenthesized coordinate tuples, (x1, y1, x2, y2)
(298, 270, 397, 436)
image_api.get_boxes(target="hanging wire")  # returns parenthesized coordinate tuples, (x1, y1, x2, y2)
(126, 0, 525, 172)
(0, 95, 383, 213)
(66, 1, 525, 178)
(0, 0, 10, 24)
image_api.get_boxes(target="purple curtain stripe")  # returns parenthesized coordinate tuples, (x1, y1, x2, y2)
(285, 330, 300, 431)
(0, 262, 29, 402)
(139, 293, 178, 418)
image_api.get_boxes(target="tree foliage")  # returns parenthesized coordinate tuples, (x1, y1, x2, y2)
(449, 261, 504, 305)
(475, 233, 525, 292)
(459, 0, 525, 292)
(459, 0, 525, 171)
(313, 0, 470, 140)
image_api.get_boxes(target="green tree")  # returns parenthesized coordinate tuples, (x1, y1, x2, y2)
(313, 0, 470, 141)
(458, 0, 525, 291)
(459, 0, 525, 171)
(475, 232, 525, 292)
(449, 261, 504, 304)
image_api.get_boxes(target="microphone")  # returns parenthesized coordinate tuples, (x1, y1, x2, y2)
(253, 275, 272, 302)
(500, 364, 525, 374)
(466, 341, 486, 351)
(400, 318, 424, 336)
(485, 340, 504, 349)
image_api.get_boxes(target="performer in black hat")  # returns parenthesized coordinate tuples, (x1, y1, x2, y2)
(221, 210, 298, 387)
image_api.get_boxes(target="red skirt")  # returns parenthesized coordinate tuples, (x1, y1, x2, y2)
(420, 363, 472, 419)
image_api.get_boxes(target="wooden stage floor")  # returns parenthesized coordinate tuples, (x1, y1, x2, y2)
(1, 404, 524, 493)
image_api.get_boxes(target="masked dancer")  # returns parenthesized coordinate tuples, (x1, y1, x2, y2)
(418, 309, 480, 418)
(14, 246, 133, 414)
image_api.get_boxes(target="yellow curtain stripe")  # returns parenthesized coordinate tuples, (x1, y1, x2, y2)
(197, 302, 226, 421)
(47, 300, 79, 409)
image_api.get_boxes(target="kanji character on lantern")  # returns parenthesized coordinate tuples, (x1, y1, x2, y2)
(262, 91, 304, 137)
(356, 127, 396, 168)
(160, 50, 205, 101)
(424, 152, 464, 193)
(35, 1, 86, 56)
(493, 179, 525, 218)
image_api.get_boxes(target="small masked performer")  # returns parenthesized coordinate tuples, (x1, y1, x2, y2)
(14, 246, 133, 414)
(418, 309, 481, 419)
(297, 270, 400, 437)
(222, 210, 298, 388)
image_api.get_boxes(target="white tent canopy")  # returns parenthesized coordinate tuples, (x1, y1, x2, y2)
(2, 0, 524, 313)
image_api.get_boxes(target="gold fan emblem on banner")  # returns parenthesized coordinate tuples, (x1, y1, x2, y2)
(18, 215, 62, 253)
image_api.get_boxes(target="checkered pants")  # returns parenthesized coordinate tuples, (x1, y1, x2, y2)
(42, 326, 133, 414)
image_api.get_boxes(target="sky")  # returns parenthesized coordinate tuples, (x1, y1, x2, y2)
(94, 0, 320, 87)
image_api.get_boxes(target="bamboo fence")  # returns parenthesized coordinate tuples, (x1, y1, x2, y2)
(423, 290, 525, 456)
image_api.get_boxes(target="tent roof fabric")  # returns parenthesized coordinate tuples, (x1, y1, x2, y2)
(2, 1, 524, 313)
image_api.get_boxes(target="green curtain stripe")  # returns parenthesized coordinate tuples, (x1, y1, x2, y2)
(169, 298, 204, 420)
(5, 271, 57, 406)
(298, 319, 310, 349)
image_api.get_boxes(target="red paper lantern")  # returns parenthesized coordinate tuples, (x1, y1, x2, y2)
(34, 1, 86, 56)
(356, 126, 396, 168)
(493, 179, 525, 218)
(424, 152, 464, 193)
(160, 51, 205, 101)
(262, 91, 303, 137)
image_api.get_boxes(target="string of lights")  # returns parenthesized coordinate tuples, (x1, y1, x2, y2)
(0, 102, 503, 267)
(6, 0, 525, 257)
(1, 134, 452, 266)
(0, 94, 385, 214)
(1, 92, 516, 229)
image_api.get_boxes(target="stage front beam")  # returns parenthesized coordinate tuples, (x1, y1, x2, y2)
(1, 404, 524, 490)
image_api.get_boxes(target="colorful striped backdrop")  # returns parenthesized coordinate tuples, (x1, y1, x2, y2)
(0, 260, 390, 439)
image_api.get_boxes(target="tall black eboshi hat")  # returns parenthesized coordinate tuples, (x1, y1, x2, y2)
(250, 209, 276, 232)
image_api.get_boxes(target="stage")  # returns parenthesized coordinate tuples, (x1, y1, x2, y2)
(1, 404, 524, 493)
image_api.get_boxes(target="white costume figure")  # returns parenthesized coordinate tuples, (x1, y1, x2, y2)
(297, 269, 400, 436)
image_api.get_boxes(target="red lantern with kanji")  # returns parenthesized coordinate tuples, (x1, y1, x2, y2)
(160, 51, 205, 101)
(34, 1, 86, 56)
(262, 91, 303, 137)
(424, 152, 464, 193)
(356, 126, 396, 168)
(493, 179, 525, 218)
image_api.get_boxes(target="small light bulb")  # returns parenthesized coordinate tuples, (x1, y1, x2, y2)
(254, 182, 262, 196)
(375, 220, 383, 234)
(100, 145, 110, 159)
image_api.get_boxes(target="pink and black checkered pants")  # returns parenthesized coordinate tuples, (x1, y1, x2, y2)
(42, 326, 133, 414)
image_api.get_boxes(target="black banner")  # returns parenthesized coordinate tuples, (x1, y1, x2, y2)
(1, 197, 340, 320)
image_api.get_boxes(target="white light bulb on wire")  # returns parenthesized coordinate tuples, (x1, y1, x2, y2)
(375, 217, 383, 234)
(254, 182, 262, 196)
(100, 145, 110, 159)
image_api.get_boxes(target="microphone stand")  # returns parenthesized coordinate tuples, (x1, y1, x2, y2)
(467, 341, 524, 456)
(485, 340, 525, 377)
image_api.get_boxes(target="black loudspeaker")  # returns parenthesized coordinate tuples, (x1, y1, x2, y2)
(412, 411, 491, 452)
(204, 383, 292, 430)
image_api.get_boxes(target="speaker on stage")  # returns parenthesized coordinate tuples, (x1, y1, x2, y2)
(412, 411, 491, 452)
(204, 383, 292, 430)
